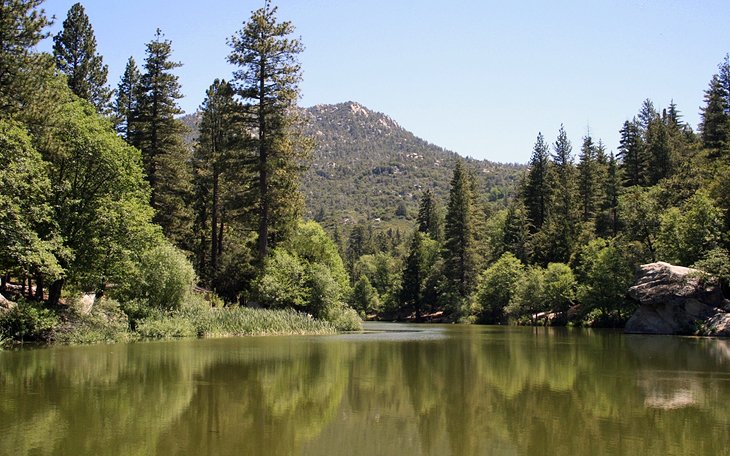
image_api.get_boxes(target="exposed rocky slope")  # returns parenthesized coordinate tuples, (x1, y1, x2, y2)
(625, 262, 730, 336)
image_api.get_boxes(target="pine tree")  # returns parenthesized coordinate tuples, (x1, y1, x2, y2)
(113, 57, 141, 140)
(617, 119, 646, 186)
(502, 199, 531, 263)
(442, 159, 477, 305)
(0, 0, 51, 115)
(577, 134, 599, 222)
(596, 152, 621, 237)
(416, 189, 442, 241)
(700, 73, 729, 153)
(646, 116, 672, 184)
(194, 79, 238, 284)
(52, 3, 111, 113)
(544, 125, 579, 262)
(401, 231, 424, 320)
(228, 1, 308, 265)
(522, 132, 551, 231)
(136, 29, 193, 248)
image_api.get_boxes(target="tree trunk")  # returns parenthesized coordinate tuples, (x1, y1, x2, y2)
(1, 274, 7, 292)
(211, 167, 219, 275)
(48, 279, 65, 307)
(34, 275, 44, 300)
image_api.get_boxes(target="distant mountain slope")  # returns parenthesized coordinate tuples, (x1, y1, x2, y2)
(301, 102, 523, 227)
(180, 101, 524, 230)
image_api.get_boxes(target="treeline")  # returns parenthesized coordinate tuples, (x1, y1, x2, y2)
(347, 60, 730, 326)
(0, 0, 360, 342)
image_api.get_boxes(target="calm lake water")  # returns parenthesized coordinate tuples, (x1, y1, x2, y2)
(1, 323, 730, 455)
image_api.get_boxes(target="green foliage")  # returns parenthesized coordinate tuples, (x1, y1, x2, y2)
(0, 118, 61, 279)
(692, 248, 730, 287)
(656, 192, 724, 266)
(506, 266, 546, 324)
(352, 275, 380, 317)
(576, 240, 635, 317)
(618, 186, 661, 261)
(0, 300, 59, 342)
(542, 263, 576, 314)
(472, 252, 525, 323)
(113, 243, 196, 311)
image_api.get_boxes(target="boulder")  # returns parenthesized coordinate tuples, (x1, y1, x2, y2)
(0, 293, 16, 311)
(625, 262, 730, 336)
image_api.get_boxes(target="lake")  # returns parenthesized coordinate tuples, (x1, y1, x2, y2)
(1, 323, 729, 455)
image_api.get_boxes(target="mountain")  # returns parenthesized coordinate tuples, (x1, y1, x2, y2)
(180, 101, 524, 232)
(301, 102, 524, 229)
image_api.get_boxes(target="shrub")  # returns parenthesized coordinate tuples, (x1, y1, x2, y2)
(472, 252, 524, 323)
(506, 266, 546, 324)
(0, 301, 59, 342)
(53, 298, 130, 344)
(114, 243, 196, 310)
(542, 263, 576, 314)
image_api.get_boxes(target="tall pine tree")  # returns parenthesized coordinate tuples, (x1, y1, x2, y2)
(522, 132, 551, 232)
(113, 57, 141, 141)
(228, 1, 309, 265)
(416, 188, 442, 241)
(136, 29, 193, 249)
(442, 159, 477, 306)
(52, 3, 111, 113)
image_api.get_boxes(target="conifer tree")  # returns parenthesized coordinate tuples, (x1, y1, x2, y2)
(401, 231, 425, 321)
(544, 125, 579, 262)
(700, 71, 729, 154)
(194, 79, 238, 283)
(228, 1, 308, 265)
(53, 3, 111, 113)
(442, 160, 477, 304)
(577, 135, 599, 222)
(416, 189, 442, 241)
(617, 119, 646, 186)
(522, 133, 551, 231)
(502, 199, 531, 263)
(113, 57, 141, 141)
(136, 29, 193, 249)
(0, 0, 51, 115)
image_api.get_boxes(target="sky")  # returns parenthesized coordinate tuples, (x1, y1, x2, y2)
(39, 0, 730, 163)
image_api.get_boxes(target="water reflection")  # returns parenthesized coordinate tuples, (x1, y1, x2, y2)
(1, 326, 729, 455)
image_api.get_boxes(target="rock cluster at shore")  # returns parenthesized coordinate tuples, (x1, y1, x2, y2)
(625, 262, 730, 336)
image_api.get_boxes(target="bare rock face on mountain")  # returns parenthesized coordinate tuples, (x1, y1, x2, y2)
(625, 262, 730, 336)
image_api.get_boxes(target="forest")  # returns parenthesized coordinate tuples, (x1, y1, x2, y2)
(1, 1, 729, 345)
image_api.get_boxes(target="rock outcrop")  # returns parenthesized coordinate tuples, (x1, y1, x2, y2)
(625, 262, 730, 336)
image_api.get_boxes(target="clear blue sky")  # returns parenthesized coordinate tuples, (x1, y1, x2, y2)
(40, 0, 730, 163)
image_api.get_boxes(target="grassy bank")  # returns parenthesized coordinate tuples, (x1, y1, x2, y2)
(0, 295, 343, 347)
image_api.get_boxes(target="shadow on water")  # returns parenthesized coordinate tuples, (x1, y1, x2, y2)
(1, 324, 730, 455)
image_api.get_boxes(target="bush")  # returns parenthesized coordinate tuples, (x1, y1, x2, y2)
(0, 301, 59, 342)
(114, 243, 196, 310)
(506, 266, 546, 324)
(472, 252, 524, 323)
(542, 262, 576, 314)
(576, 241, 635, 322)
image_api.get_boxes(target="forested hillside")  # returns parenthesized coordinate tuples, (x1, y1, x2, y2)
(300, 102, 524, 227)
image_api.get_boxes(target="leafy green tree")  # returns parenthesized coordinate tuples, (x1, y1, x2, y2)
(136, 29, 193, 249)
(0, 0, 51, 115)
(0, 119, 61, 285)
(522, 133, 551, 231)
(113, 57, 141, 140)
(52, 3, 111, 113)
(352, 275, 380, 317)
(576, 239, 635, 320)
(542, 263, 576, 314)
(656, 192, 724, 265)
(472, 252, 524, 323)
(228, 0, 309, 264)
(506, 266, 546, 325)
(442, 159, 478, 307)
(417, 189, 442, 241)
